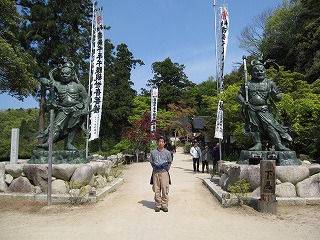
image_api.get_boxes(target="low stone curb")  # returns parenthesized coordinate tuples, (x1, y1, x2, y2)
(0, 178, 123, 203)
(203, 177, 320, 206)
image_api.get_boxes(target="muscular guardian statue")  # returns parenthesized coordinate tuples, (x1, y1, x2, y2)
(37, 59, 90, 150)
(237, 58, 292, 151)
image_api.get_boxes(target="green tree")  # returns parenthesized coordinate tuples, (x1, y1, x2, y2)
(184, 77, 218, 115)
(0, 0, 38, 99)
(261, 0, 320, 83)
(237, 9, 274, 56)
(0, 108, 39, 159)
(147, 57, 195, 110)
(274, 71, 320, 157)
(129, 95, 151, 122)
(261, 2, 299, 75)
(17, 0, 93, 140)
(98, 42, 144, 151)
(166, 101, 194, 140)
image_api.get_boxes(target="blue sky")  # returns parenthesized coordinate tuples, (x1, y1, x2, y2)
(1, 0, 284, 109)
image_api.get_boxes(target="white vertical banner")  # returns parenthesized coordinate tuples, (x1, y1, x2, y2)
(214, 100, 224, 139)
(218, 4, 229, 91)
(150, 88, 158, 132)
(89, 9, 105, 141)
(214, 4, 228, 141)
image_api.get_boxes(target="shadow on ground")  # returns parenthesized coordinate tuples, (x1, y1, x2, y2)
(138, 200, 154, 210)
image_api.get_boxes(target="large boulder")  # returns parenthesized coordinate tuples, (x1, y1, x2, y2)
(0, 162, 7, 192)
(276, 166, 310, 184)
(219, 165, 241, 191)
(8, 176, 33, 193)
(87, 162, 100, 175)
(275, 182, 297, 197)
(306, 163, 320, 175)
(5, 164, 23, 178)
(52, 164, 77, 181)
(23, 164, 48, 193)
(296, 173, 320, 198)
(218, 161, 238, 174)
(70, 165, 94, 188)
(239, 165, 260, 190)
(52, 179, 68, 194)
(95, 162, 108, 175)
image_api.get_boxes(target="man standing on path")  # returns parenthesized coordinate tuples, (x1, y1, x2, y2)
(201, 146, 212, 173)
(190, 141, 202, 172)
(212, 143, 220, 173)
(165, 142, 175, 161)
(212, 143, 220, 166)
(150, 136, 172, 212)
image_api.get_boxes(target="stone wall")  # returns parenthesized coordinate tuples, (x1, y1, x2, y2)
(218, 160, 320, 198)
(0, 159, 114, 195)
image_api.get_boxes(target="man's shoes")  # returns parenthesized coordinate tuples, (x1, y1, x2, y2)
(161, 207, 168, 212)
(155, 207, 160, 212)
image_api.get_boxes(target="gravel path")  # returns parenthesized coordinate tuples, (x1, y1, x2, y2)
(0, 147, 319, 240)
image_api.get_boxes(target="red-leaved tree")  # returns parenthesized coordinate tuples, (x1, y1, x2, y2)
(123, 112, 163, 152)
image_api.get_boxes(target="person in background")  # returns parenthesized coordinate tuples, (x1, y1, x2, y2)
(190, 141, 201, 172)
(212, 143, 220, 168)
(150, 136, 172, 212)
(201, 146, 212, 173)
(165, 142, 175, 161)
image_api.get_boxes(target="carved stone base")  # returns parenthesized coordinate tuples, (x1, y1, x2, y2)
(28, 150, 89, 164)
(237, 150, 301, 166)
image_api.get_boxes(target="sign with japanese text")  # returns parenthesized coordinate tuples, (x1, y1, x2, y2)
(89, 9, 105, 141)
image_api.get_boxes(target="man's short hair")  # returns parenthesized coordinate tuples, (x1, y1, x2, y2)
(158, 136, 166, 142)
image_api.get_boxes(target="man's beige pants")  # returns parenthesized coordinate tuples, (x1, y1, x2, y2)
(152, 169, 170, 209)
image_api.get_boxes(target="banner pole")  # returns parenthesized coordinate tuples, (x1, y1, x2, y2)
(213, 0, 219, 92)
(86, 1, 97, 158)
(214, 2, 229, 161)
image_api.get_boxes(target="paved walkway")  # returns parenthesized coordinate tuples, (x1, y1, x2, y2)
(1, 147, 319, 240)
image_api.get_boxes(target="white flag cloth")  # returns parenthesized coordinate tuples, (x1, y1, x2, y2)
(214, 100, 224, 139)
(218, 5, 229, 91)
(150, 88, 158, 132)
(89, 9, 105, 141)
(214, 5, 228, 140)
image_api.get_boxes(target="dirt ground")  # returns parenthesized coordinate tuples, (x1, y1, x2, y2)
(0, 147, 319, 240)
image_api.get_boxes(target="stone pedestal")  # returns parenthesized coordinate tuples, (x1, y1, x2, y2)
(237, 150, 301, 166)
(28, 150, 89, 164)
(10, 128, 19, 164)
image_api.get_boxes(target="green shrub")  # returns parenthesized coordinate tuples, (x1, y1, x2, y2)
(224, 153, 239, 162)
(105, 165, 124, 179)
(66, 180, 89, 204)
(111, 139, 135, 154)
(228, 179, 251, 206)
